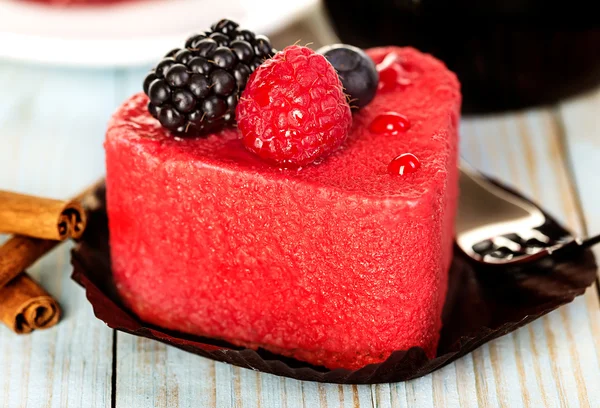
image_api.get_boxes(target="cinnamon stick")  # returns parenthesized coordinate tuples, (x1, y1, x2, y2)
(0, 272, 61, 334)
(0, 179, 104, 334)
(0, 236, 58, 289)
(0, 191, 87, 241)
(0, 179, 103, 290)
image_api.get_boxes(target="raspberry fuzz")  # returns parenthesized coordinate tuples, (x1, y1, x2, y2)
(236, 45, 352, 166)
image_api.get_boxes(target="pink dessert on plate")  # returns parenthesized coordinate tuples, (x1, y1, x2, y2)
(104, 20, 460, 370)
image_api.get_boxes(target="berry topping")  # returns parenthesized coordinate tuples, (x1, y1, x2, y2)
(209, 69, 236, 95)
(236, 45, 352, 166)
(388, 153, 421, 176)
(148, 79, 171, 105)
(235, 29, 255, 42)
(376, 53, 413, 92)
(253, 35, 274, 58)
(164, 48, 180, 58)
(230, 40, 254, 63)
(211, 19, 239, 35)
(143, 71, 158, 94)
(369, 112, 411, 135)
(317, 44, 378, 109)
(194, 38, 219, 58)
(209, 32, 230, 47)
(174, 49, 193, 64)
(158, 106, 185, 130)
(211, 47, 237, 69)
(165, 64, 190, 87)
(156, 58, 176, 77)
(184, 34, 206, 49)
(142, 19, 276, 136)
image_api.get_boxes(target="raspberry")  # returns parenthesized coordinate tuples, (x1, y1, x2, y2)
(236, 45, 352, 166)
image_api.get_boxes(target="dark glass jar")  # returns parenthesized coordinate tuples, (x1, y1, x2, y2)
(323, 0, 600, 113)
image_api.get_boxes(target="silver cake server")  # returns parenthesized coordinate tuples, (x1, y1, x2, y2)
(456, 161, 599, 265)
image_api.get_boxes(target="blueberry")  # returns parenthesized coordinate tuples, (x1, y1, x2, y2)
(317, 44, 378, 109)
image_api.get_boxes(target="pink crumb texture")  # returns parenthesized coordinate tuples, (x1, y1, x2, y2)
(104, 46, 461, 370)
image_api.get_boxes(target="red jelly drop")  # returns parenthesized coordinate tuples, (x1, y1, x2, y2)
(369, 112, 411, 135)
(376, 53, 405, 92)
(388, 153, 421, 176)
(378, 66, 399, 92)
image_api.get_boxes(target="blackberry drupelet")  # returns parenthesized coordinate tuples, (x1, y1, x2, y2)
(143, 19, 277, 136)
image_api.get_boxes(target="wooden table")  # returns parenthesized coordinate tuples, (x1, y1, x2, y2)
(1, 8, 599, 408)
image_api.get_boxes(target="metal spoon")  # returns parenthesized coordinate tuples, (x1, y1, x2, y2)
(456, 161, 599, 265)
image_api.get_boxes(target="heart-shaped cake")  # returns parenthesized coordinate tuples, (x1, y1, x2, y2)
(105, 45, 460, 370)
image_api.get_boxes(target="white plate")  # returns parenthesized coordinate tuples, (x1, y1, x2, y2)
(0, 0, 317, 68)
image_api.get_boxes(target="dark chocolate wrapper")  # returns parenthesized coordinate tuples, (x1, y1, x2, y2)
(71, 181, 597, 384)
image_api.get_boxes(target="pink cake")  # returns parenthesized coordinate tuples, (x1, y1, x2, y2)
(105, 46, 460, 370)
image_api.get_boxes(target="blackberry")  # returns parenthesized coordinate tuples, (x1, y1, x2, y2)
(143, 19, 277, 136)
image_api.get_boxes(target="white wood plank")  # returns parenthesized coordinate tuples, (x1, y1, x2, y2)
(0, 62, 116, 407)
(458, 109, 600, 408)
(559, 87, 600, 400)
(559, 88, 600, 249)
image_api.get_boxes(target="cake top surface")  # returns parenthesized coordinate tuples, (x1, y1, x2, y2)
(107, 47, 460, 200)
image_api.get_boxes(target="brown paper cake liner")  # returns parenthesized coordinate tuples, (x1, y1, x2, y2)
(70, 181, 597, 384)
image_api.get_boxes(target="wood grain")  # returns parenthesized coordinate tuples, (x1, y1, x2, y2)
(559, 88, 600, 256)
(459, 109, 600, 408)
(0, 62, 115, 408)
(558, 87, 600, 377)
